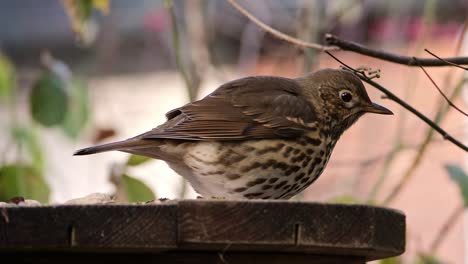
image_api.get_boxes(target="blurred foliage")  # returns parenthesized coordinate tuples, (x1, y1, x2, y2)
(446, 164, 468, 207)
(61, 79, 91, 139)
(380, 257, 401, 264)
(0, 165, 50, 203)
(111, 160, 157, 203)
(414, 255, 444, 264)
(30, 72, 69, 127)
(12, 126, 44, 174)
(30, 54, 91, 139)
(61, 0, 110, 44)
(0, 51, 156, 203)
(127, 154, 152, 167)
(328, 195, 363, 204)
(121, 174, 156, 203)
(0, 54, 15, 100)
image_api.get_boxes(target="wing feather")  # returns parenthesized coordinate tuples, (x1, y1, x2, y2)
(140, 76, 317, 141)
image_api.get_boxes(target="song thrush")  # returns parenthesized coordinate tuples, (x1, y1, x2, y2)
(75, 68, 392, 199)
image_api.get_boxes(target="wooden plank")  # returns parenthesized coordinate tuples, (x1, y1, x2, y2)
(0, 252, 365, 264)
(0, 203, 177, 250)
(177, 200, 405, 260)
(0, 200, 405, 261)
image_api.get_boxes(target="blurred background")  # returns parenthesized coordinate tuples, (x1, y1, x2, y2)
(0, 0, 467, 263)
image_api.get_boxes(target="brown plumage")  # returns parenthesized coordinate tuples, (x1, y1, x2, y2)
(75, 68, 392, 199)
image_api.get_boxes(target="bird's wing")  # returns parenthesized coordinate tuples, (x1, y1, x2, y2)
(140, 76, 318, 141)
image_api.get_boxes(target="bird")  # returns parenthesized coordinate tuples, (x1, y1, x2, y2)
(74, 68, 393, 200)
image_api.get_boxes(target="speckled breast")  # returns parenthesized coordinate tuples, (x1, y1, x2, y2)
(182, 132, 336, 199)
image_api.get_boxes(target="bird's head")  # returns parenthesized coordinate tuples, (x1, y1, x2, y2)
(299, 68, 393, 136)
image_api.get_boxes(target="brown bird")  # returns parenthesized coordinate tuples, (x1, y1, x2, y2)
(75, 68, 392, 199)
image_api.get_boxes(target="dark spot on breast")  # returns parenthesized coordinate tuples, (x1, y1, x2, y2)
(320, 150, 325, 156)
(247, 178, 267, 187)
(227, 173, 241, 180)
(262, 184, 273, 190)
(301, 177, 309, 184)
(313, 157, 323, 166)
(242, 145, 255, 152)
(256, 143, 285, 155)
(291, 153, 306, 163)
(295, 173, 306, 181)
(269, 178, 279, 183)
(262, 159, 276, 169)
(293, 149, 300, 155)
(282, 184, 291, 190)
(273, 161, 289, 171)
(200, 170, 225, 176)
(240, 162, 262, 173)
(306, 149, 314, 155)
(244, 192, 264, 198)
(283, 146, 294, 158)
(297, 139, 307, 146)
(274, 180, 288, 190)
(305, 137, 322, 146)
(233, 187, 247, 192)
(316, 165, 324, 174)
(220, 149, 247, 166)
(305, 177, 316, 185)
(285, 165, 301, 176)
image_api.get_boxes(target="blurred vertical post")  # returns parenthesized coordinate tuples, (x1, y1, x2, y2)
(166, 0, 212, 198)
(296, 0, 324, 74)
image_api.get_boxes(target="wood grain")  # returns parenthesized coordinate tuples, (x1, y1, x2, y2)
(178, 200, 405, 260)
(0, 200, 405, 263)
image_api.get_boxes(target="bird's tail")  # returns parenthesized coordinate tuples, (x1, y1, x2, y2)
(74, 138, 157, 156)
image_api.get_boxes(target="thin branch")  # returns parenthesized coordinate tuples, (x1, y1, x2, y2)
(425, 49, 468, 70)
(429, 204, 465, 253)
(325, 34, 468, 67)
(166, 0, 196, 102)
(416, 62, 468, 117)
(382, 76, 467, 205)
(225, 0, 337, 51)
(325, 51, 468, 152)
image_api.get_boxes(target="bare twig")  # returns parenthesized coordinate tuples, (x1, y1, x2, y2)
(226, 0, 468, 69)
(325, 34, 468, 67)
(225, 0, 337, 51)
(429, 204, 465, 253)
(416, 62, 468, 117)
(382, 76, 467, 205)
(166, 0, 197, 102)
(425, 49, 468, 70)
(326, 51, 468, 152)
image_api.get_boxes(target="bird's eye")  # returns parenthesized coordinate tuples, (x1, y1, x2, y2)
(339, 90, 353, 103)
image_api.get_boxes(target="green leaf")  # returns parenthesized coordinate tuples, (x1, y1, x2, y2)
(380, 256, 401, 264)
(0, 165, 50, 203)
(61, 78, 91, 139)
(62, 0, 109, 44)
(11, 126, 44, 174)
(30, 73, 69, 127)
(0, 54, 15, 100)
(121, 174, 155, 203)
(414, 254, 444, 264)
(445, 164, 468, 206)
(78, 0, 94, 19)
(126, 155, 152, 167)
(328, 195, 362, 204)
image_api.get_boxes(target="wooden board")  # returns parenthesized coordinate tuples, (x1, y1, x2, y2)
(0, 200, 405, 262)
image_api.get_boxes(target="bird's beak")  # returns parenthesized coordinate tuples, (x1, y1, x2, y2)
(364, 102, 393, 115)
